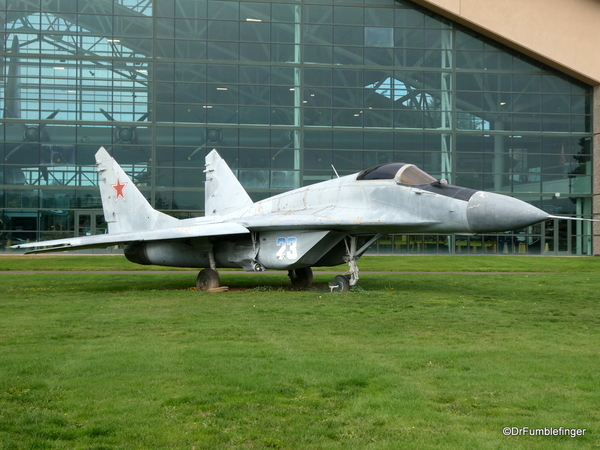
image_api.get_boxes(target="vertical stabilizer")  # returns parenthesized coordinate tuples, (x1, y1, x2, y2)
(95, 147, 179, 234)
(205, 149, 253, 216)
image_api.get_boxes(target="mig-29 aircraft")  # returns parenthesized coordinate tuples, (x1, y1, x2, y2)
(13, 147, 554, 292)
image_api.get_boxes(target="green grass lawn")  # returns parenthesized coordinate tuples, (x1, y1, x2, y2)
(0, 255, 599, 449)
(2, 253, 600, 273)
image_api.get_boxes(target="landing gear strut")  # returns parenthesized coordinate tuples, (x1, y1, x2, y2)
(329, 234, 381, 293)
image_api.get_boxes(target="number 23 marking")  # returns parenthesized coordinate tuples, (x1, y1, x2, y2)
(276, 237, 298, 260)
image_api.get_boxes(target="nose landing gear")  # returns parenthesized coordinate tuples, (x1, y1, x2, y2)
(329, 234, 381, 293)
(330, 274, 351, 292)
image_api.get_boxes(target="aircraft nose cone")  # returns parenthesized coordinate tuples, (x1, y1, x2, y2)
(467, 192, 549, 233)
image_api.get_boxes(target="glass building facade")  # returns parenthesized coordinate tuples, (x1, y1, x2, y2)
(1, 0, 594, 255)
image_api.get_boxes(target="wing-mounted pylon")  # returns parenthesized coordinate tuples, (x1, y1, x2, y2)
(95, 147, 178, 234)
(204, 149, 253, 217)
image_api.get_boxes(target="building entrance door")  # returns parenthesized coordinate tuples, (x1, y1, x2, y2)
(541, 218, 571, 255)
(76, 211, 108, 237)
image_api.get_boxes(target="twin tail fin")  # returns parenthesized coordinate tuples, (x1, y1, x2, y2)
(204, 149, 253, 216)
(96, 147, 253, 234)
(95, 147, 179, 234)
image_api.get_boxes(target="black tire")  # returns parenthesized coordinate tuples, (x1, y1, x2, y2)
(331, 274, 350, 293)
(288, 267, 313, 288)
(196, 268, 221, 291)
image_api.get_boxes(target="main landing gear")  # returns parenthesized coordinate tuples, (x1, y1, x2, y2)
(329, 234, 381, 293)
(196, 249, 223, 292)
(288, 267, 313, 288)
(196, 268, 221, 291)
(195, 235, 381, 293)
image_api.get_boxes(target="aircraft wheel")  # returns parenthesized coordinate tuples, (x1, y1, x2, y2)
(288, 267, 313, 288)
(196, 268, 221, 291)
(331, 274, 350, 293)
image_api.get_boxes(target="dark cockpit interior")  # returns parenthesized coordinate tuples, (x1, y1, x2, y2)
(356, 162, 477, 201)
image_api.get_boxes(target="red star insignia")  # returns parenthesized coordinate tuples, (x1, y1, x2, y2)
(111, 177, 128, 202)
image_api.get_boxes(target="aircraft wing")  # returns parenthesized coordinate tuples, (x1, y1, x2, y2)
(12, 222, 250, 254)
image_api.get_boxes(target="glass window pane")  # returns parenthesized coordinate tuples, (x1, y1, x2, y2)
(0, 0, 592, 255)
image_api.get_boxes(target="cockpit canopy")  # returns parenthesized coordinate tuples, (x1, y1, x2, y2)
(356, 163, 437, 186)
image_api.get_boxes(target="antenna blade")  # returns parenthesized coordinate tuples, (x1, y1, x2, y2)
(331, 165, 340, 178)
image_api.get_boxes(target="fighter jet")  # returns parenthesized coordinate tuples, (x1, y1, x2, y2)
(13, 146, 554, 292)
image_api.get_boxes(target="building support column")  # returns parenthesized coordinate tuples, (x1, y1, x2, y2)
(440, 29, 453, 182)
(593, 85, 600, 255)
